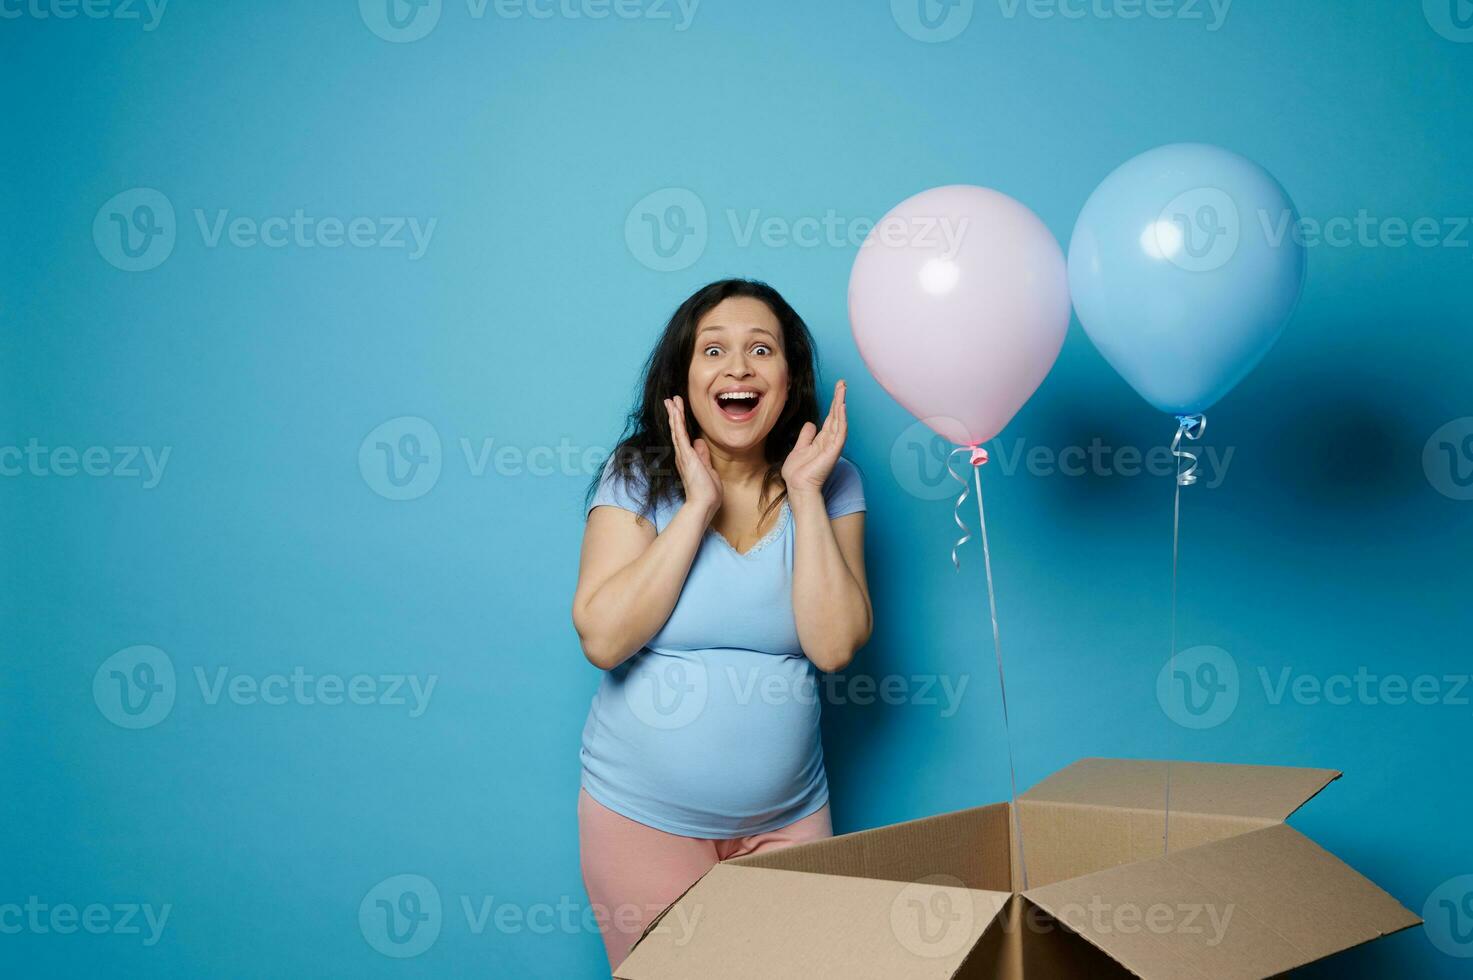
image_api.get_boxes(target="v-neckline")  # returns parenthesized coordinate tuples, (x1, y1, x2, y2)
(709, 501, 791, 559)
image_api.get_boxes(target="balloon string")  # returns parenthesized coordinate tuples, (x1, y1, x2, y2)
(1163, 413, 1205, 858)
(945, 444, 988, 570)
(947, 445, 1029, 890)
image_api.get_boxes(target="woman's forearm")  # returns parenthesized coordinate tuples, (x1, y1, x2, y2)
(789, 492, 870, 672)
(577, 502, 713, 670)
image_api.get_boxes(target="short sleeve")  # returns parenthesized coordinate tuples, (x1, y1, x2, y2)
(587, 456, 653, 521)
(821, 457, 866, 520)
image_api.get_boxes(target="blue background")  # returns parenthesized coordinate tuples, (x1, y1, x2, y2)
(3, 1, 1471, 976)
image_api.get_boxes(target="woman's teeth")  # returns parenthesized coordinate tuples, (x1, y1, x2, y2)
(716, 392, 761, 419)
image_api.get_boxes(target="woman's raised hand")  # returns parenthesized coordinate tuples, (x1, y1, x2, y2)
(781, 379, 847, 500)
(664, 395, 723, 521)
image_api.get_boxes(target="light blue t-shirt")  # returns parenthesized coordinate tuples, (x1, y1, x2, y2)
(579, 455, 866, 838)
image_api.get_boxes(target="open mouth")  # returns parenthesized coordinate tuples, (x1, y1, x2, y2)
(714, 390, 763, 422)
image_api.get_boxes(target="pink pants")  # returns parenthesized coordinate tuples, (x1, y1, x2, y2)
(577, 788, 832, 973)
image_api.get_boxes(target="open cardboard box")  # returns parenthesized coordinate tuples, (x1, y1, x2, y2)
(615, 758, 1420, 979)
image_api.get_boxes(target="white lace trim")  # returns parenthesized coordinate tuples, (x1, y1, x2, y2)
(709, 500, 791, 558)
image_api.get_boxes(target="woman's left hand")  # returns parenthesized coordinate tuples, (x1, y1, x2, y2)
(782, 379, 847, 500)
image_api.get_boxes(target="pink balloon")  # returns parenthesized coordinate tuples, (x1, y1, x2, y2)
(848, 185, 1071, 447)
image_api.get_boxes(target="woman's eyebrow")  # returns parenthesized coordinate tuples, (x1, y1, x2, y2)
(698, 324, 779, 342)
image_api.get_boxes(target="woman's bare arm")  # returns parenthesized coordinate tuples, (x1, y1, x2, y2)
(571, 395, 724, 671)
(790, 500, 871, 673)
(571, 499, 715, 670)
(783, 380, 871, 672)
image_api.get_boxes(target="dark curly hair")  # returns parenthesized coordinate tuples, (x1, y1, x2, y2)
(586, 278, 822, 527)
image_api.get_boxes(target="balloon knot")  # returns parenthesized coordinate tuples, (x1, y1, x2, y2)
(970, 446, 989, 466)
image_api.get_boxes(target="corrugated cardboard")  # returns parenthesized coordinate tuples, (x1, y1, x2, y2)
(614, 758, 1419, 979)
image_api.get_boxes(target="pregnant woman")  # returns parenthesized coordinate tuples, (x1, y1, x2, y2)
(571, 278, 872, 972)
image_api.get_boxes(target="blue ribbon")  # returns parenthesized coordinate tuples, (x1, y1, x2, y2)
(1170, 414, 1207, 487)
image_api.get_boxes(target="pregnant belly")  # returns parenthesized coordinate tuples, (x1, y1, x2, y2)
(586, 648, 824, 820)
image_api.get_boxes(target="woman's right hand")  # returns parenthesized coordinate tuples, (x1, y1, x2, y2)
(664, 394, 723, 523)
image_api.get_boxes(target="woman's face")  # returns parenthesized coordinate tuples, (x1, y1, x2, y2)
(685, 296, 790, 454)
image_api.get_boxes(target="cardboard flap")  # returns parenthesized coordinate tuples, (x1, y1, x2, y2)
(1022, 758, 1340, 822)
(1023, 824, 1421, 980)
(616, 864, 1010, 980)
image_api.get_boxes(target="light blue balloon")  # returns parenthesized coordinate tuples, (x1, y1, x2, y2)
(1068, 143, 1307, 416)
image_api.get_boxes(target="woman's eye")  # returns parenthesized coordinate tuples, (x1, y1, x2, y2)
(752, 344, 771, 356)
(704, 346, 721, 356)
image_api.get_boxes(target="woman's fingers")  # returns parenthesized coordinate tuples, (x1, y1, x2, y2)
(665, 396, 690, 453)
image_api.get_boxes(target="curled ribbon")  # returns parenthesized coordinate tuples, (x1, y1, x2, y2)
(1170, 414, 1207, 487)
(945, 444, 990, 571)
